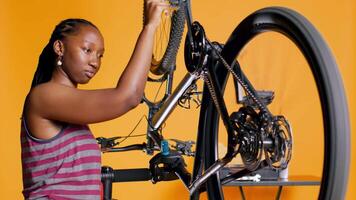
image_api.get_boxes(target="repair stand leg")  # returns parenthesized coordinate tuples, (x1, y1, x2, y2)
(275, 186, 283, 200)
(239, 186, 246, 200)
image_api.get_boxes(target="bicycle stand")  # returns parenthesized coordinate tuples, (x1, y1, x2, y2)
(101, 152, 191, 200)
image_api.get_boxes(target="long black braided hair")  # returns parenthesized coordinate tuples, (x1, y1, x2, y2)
(31, 18, 98, 89)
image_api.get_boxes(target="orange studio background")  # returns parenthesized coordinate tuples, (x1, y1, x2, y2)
(0, 0, 355, 199)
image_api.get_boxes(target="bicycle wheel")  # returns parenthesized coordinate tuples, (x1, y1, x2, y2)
(143, 1, 185, 75)
(200, 7, 350, 200)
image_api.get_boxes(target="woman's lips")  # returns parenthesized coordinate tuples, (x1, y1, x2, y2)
(85, 71, 95, 78)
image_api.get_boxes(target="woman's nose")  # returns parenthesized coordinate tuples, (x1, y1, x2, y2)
(89, 56, 100, 69)
(89, 62, 98, 69)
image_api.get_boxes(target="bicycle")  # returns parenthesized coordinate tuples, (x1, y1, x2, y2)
(98, 1, 350, 199)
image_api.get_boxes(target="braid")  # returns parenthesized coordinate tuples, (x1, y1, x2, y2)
(31, 19, 98, 88)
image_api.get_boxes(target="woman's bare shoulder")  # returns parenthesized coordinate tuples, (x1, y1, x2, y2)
(31, 82, 74, 93)
(27, 82, 74, 110)
(29, 82, 73, 98)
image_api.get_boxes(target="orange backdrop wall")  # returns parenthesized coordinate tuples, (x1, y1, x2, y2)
(0, 0, 354, 199)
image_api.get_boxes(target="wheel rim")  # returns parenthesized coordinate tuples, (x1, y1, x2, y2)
(152, 11, 172, 66)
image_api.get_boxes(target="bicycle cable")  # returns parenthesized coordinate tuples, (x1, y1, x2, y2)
(117, 115, 149, 145)
(153, 80, 165, 102)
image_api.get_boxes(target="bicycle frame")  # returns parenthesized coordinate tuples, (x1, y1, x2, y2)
(100, 0, 279, 198)
(95, 0, 353, 199)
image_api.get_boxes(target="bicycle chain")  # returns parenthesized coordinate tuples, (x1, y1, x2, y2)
(200, 43, 293, 170)
(188, 52, 224, 117)
(207, 44, 270, 115)
(199, 44, 270, 169)
(201, 70, 224, 116)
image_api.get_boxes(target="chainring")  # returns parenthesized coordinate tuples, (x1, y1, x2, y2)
(230, 106, 263, 171)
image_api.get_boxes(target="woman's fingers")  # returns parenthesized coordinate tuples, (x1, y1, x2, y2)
(144, 0, 171, 28)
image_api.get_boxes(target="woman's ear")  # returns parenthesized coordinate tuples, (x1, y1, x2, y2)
(53, 40, 64, 56)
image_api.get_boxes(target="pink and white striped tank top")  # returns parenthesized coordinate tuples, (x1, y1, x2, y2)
(20, 118, 102, 200)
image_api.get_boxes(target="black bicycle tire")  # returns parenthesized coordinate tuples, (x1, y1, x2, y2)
(200, 7, 350, 200)
(144, 2, 185, 75)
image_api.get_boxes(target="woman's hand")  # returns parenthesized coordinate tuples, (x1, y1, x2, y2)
(144, 0, 170, 29)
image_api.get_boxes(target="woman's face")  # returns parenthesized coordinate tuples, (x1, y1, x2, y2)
(59, 25, 105, 85)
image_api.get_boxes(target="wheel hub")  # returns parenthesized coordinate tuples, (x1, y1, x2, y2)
(264, 116, 292, 169)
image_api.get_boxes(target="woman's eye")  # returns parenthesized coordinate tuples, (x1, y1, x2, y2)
(83, 48, 91, 53)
